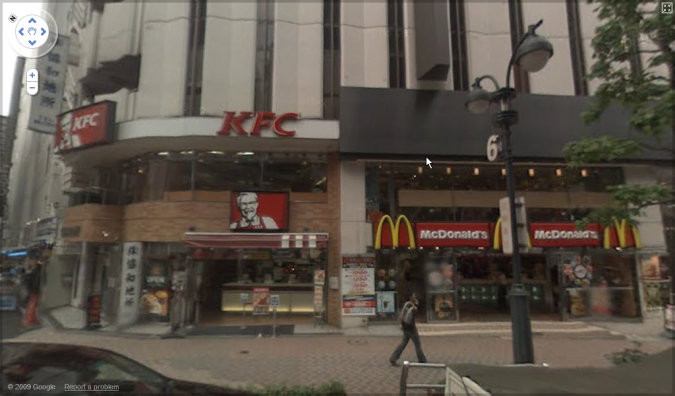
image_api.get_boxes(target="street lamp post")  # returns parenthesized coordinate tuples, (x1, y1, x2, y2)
(465, 19, 553, 364)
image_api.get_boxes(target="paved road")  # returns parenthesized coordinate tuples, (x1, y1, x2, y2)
(8, 327, 673, 395)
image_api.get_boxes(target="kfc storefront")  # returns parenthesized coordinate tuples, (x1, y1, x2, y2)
(56, 104, 341, 329)
(370, 215, 646, 322)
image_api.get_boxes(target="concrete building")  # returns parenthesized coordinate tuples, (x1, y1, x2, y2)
(4, 1, 671, 330)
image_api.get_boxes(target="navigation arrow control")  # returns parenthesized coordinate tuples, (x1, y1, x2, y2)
(425, 158, 433, 168)
(15, 14, 52, 51)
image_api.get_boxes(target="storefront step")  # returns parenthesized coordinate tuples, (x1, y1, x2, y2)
(417, 321, 610, 336)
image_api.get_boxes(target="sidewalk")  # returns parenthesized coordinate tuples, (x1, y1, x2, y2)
(12, 325, 674, 395)
(44, 305, 172, 337)
(44, 304, 673, 341)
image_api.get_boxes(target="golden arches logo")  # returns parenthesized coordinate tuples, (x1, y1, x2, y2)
(604, 219, 642, 249)
(374, 215, 416, 250)
(493, 218, 531, 250)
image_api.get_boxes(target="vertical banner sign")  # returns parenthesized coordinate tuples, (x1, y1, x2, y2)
(28, 35, 69, 133)
(119, 242, 142, 326)
(314, 269, 326, 314)
(341, 255, 376, 316)
(499, 196, 527, 254)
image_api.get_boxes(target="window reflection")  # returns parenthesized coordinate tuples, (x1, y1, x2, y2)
(366, 163, 624, 222)
(69, 151, 327, 206)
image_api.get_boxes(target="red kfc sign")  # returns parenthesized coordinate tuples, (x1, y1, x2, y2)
(530, 223, 602, 247)
(415, 223, 492, 247)
(217, 111, 299, 137)
(54, 101, 116, 153)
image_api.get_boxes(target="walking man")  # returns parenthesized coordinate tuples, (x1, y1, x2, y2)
(390, 292, 427, 366)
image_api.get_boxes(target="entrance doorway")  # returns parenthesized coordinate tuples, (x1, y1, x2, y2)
(192, 248, 326, 327)
(456, 252, 556, 321)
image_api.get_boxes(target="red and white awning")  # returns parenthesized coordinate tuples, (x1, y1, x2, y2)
(183, 232, 329, 249)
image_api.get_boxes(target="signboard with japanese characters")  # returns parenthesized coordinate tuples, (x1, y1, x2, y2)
(118, 242, 143, 326)
(33, 217, 58, 245)
(341, 255, 376, 316)
(28, 35, 69, 133)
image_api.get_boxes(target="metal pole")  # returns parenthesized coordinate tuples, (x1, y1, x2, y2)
(272, 307, 277, 338)
(502, 122, 534, 364)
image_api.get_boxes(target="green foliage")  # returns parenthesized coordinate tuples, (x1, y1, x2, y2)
(574, 184, 673, 229)
(604, 348, 648, 365)
(563, 137, 642, 167)
(608, 184, 673, 207)
(246, 381, 346, 396)
(567, 0, 674, 227)
(583, 0, 674, 138)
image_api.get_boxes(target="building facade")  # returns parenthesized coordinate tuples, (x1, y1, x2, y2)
(4, 0, 671, 329)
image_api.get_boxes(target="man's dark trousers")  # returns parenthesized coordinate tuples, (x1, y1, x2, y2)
(390, 324, 427, 363)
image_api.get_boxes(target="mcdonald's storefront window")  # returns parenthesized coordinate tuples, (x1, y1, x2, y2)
(369, 213, 650, 322)
(561, 250, 642, 320)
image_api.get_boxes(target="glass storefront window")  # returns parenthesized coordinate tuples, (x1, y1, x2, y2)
(69, 151, 328, 206)
(563, 251, 640, 319)
(366, 163, 623, 194)
(424, 252, 457, 321)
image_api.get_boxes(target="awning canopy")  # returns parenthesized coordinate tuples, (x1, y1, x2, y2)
(183, 232, 329, 249)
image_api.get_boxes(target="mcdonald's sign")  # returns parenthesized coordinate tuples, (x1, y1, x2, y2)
(374, 215, 416, 250)
(604, 219, 642, 249)
(493, 218, 532, 250)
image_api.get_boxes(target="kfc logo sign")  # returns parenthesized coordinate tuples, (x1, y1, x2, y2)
(72, 113, 99, 130)
(217, 111, 299, 137)
(55, 101, 115, 154)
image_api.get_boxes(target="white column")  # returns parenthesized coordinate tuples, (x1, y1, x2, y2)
(340, 160, 372, 328)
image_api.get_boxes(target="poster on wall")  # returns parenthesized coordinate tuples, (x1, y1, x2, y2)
(562, 255, 593, 287)
(314, 269, 326, 285)
(341, 255, 376, 316)
(314, 286, 324, 313)
(118, 242, 143, 326)
(230, 192, 289, 231)
(145, 261, 169, 289)
(141, 290, 169, 317)
(253, 287, 270, 315)
(376, 291, 396, 314)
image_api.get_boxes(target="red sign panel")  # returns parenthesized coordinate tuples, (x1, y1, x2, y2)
(415, 223, 492, 247)
(230, 192, 289, 232)
(530, 223, 602, 247)
(54, 101, 116, 153)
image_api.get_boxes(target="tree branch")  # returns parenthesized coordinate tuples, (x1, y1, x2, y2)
(634, 199, 675, 211)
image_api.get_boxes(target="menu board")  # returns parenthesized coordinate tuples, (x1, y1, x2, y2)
(341, 255, 376, 316)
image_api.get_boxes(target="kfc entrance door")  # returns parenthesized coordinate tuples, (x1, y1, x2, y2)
(185, 233, 329, 329)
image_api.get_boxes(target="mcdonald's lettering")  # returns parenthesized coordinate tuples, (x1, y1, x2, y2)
(415, 222, 492, 247)
(530, 223, 602, 247)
